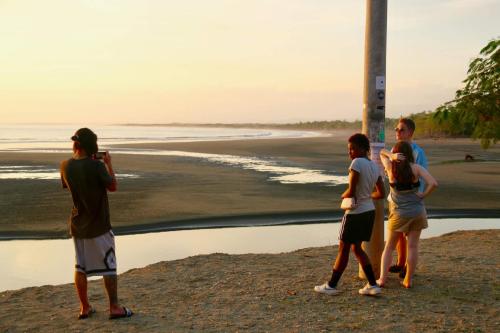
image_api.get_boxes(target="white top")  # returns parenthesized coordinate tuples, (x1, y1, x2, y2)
(346, 157, 380, 215)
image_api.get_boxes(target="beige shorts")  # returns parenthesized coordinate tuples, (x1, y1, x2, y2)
(388, 213, 428, 233)
(73, 230, 117, 277)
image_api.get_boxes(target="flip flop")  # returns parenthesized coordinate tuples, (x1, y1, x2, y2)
(78, 307, 95, 320)
(109, 306, 134, 320)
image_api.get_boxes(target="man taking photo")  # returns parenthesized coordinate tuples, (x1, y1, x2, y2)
(61, 128, 133, 320)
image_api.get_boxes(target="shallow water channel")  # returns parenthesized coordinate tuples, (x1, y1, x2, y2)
(0, 218, 498, 292)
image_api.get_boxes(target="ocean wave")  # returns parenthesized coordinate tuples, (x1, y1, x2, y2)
(0, 166, 140, 180)
(117, 149, 348, 186)
(0, 149, 347, 186)
(0, 125, 323, 150)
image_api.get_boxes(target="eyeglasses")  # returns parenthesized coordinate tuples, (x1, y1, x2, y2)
(394, 128, 406, 132)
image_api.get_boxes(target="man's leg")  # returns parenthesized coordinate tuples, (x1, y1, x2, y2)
(74, 271, 91, 315)
(396, 233, 407, 267)
(103, 275, 128, 315)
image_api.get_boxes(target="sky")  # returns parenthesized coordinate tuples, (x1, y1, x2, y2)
(1, 0, 498, 124)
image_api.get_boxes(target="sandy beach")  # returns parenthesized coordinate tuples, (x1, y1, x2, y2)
(0, 132, 499, 331)
(1, 229, 498, 332)
(2, 0, 499, 330)
(0, 133, 499, 238)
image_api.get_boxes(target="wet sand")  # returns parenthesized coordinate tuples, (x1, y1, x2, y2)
(0, 133, 499, 238)
(0, 229, 498, 332)
(1, 133, 499, 331)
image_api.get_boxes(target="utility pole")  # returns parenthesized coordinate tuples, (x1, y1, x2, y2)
(360, 0, 387, 278)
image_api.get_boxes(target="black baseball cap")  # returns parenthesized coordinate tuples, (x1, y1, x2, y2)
(71, 128, 98, 154)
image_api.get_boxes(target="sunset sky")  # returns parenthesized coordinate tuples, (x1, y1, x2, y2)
(1, 0, 498, 124)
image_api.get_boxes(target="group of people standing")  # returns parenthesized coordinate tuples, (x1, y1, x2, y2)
(60, 118, 436, 320)
(314, 118, 437, 296)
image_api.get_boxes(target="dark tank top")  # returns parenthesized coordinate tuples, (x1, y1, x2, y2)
(389, 180, 420, 191)
(388, 181, 425, 218)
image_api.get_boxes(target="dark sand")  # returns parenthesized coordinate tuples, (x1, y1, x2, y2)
(1, 132, 499, 332)
(0, 133, 499, 238)
(1, 229, 498, 332)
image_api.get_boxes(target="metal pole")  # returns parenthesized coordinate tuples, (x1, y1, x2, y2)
(360, 0, 387, 278)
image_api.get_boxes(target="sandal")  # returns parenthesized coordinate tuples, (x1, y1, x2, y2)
(78, 306, 95, 320)
(109, 306, 134, 320)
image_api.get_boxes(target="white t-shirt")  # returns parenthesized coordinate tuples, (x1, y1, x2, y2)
(346, 157, 380, 215)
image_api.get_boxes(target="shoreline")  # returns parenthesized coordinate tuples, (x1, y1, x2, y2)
(1, 135, 499, 240)
(1, 208, 499, 241)
(0, 125, 331, 152)
(1, 229, 498, 332)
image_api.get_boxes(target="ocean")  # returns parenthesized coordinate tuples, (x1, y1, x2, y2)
(0, 124, 348, 185)
(0, 124, 320, 151)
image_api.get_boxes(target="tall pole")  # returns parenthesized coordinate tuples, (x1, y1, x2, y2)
(360, 0, 387, 278)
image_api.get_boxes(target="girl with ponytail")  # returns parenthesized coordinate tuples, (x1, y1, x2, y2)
(378, 141, 438, 288)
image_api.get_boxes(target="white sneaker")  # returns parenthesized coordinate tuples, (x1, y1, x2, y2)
(314, 282, 339, 295)
(358, 284, 381, 296)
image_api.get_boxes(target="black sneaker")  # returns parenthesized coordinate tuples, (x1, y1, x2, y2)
(389, 265, 403, 273)
(399, 265, 407, 279)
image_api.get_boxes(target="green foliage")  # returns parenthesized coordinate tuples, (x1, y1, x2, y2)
(269, 120, 363, 130)
(408, 111, 442, 138)
(433, 38, 500, 148)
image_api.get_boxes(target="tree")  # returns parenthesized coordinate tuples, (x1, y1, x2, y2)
(433, 38, 500, 148)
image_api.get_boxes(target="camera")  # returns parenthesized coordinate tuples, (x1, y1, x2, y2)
(93, 151, 107, 159)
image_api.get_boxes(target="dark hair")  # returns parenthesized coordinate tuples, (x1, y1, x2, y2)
(348, 133, 370, 153)
(399, 118, 416, 133)
(71, 128, 98, 155)
(392, 141, 415, 185)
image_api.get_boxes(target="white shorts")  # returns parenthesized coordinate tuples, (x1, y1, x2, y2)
(73, 230, 117, 277)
